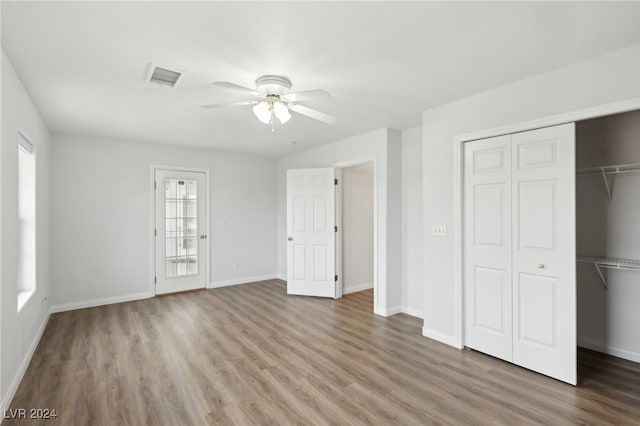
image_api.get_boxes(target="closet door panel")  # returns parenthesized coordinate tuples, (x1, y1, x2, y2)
(517, 273, 558, 347)
(512, 124, 576, 385)
(518, 180, 556, 250)
(464, 136, 513, 362)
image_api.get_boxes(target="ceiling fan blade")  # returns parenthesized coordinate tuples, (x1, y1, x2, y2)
(201, 100, 259, 109)
(212, 81, 263, 97)
(289, 104, 337, 124)
(283, 89, 331, 102)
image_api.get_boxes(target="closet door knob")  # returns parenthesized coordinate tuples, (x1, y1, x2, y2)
(538, 264, 545, 269)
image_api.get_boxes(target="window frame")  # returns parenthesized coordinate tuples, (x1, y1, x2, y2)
(17, 132, 36, 312)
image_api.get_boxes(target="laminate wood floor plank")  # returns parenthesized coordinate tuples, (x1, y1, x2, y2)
(6, 280, 640, 425)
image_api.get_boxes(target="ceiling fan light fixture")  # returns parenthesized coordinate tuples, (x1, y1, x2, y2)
(252, 102, 272, 124)
(206, 75, 336, 127)
(273, 102, 291, 124)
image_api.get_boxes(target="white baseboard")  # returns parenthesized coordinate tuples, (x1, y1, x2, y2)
(49, 292, 153, 313)
(275, 274, 287, 281)
(343, 283, 373, 295)
(208, 274, 280, 289)
(0, 311, 50, 418)
(401, 306, 423, 319)
(578, 336, 640, 363)
(375, 305, 402, 317)
(50, 275, 283, 313)
(422, 326, 463, 349)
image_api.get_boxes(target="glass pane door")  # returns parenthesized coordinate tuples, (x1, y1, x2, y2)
(155, 169, 206, 295)
(164, 178, 198, 278)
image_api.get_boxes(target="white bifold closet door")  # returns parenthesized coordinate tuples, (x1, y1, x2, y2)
(464, 135, 513, 362)
(464, 123, 576, 385)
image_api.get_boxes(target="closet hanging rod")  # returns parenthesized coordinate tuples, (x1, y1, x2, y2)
(577, 255, 640, 289)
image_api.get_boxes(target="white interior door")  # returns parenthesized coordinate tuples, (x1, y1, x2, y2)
(287, 168, 337, 298)
(511, 124, 576, 385)
(155, 169, 207, 295)
(464, 135, 513, 362)
(463, 123, 576, 385)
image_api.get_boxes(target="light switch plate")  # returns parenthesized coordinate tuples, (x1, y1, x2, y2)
(432, 225, 447, 237)
(217, 219, 226, 228)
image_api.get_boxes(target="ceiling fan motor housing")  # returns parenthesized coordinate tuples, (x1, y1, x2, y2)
(255, 75, 292, 95)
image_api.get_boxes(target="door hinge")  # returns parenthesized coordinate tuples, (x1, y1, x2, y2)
(335, 275, 338, 282)
(154, 181, 157, 189)
(335, 225, 338, 232)
(154, 229, 157, 237)
(154, 276, 157, 284)
(334, 178, 338, 185)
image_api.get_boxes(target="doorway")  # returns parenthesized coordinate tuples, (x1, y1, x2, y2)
(340, 163, 375, 298)
(153, 167, 209, 295)
(285, 159, 379, 309)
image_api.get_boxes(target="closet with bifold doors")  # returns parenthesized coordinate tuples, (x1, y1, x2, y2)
(464, 123, 577, 385)
(576, 110, 640, 364)
(463, 110, 640, 386)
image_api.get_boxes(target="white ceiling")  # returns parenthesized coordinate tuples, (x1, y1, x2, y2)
(2, 2, 638, 157)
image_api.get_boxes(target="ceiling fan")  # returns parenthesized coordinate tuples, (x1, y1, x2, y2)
(201, 75, 337, 129)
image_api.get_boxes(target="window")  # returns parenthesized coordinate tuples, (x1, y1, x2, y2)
(164, 178, 199, 277)
(18, 132, 36, 311)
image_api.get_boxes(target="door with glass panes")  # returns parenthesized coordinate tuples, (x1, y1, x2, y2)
(155, 169, 207, 294)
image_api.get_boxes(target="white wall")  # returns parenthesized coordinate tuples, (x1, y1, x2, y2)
(576, 110, 640, 362)
(401, 126, 423, 318)
(422, 44, 640, 346)
(1, 50, 52, 411)
(50, 135, 278, 309)
(342, 163, 374, 294)
(277, 128, 402, 316)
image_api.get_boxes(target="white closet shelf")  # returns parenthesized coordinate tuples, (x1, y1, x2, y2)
(577, 255, 640, 289)
(576, 162, 640, 176)
(576, 163, 640, 201)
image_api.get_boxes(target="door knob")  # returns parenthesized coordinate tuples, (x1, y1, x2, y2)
(200, 234, 207, 239)
(288, 236, 293, 241)
(538, 264, 545, 269)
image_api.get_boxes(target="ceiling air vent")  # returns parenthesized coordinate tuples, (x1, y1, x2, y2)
(147, 64, 183, 87)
